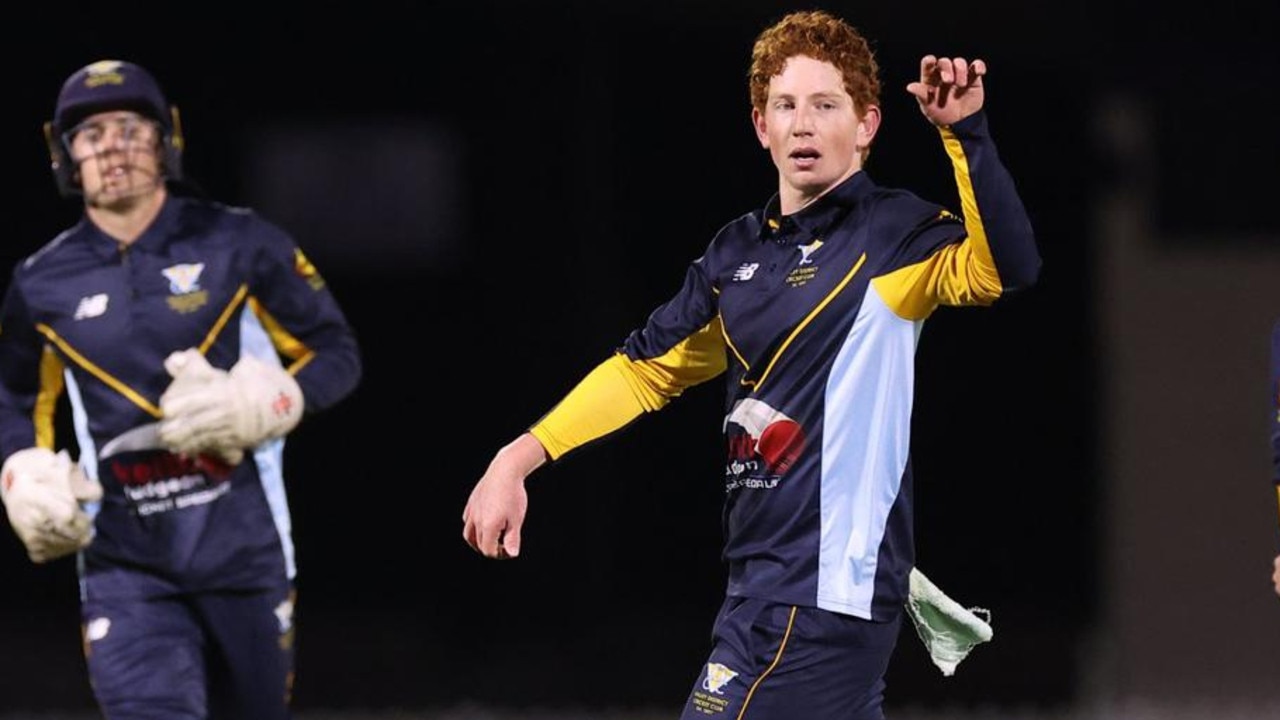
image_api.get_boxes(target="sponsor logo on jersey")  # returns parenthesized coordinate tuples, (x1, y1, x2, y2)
(723, 398, 807, 490)
(103, 450, 230, 517)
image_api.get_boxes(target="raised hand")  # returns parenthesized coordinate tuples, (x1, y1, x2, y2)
(906, 55, 986, 127)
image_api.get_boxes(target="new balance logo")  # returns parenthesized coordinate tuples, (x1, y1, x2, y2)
(732, 263, 760, 282)
(74, 294, 109, 320)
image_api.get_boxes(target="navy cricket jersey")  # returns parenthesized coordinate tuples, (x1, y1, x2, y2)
(0, 194, 361, 595)
(532, 111, 1040, 621)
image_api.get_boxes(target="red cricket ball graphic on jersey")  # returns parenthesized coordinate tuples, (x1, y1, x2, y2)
(724, 398, 807, 485)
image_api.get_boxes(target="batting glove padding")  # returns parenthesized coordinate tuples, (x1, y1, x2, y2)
(0, 448, 102, 563)
(158, 349, 304, 462)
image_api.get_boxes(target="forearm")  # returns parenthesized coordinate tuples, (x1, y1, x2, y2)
(530, 354, 656, 461)
(0, 299, 46, 459)
(943, 111, 1041, 292)
(491, 432, 549, 481)
(289, 338, 362, 414)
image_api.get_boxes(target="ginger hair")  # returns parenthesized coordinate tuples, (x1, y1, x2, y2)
(748, 10, 881, 116)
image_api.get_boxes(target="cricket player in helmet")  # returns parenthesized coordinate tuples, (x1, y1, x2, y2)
(44, 59, 184, 201)
(0, 58, 362, 719)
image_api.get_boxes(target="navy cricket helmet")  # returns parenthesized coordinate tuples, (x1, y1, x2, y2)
(44, 59, 185, 197)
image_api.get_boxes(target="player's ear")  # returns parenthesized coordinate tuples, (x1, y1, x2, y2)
(855, 105, 881, 152)
(752, 107, 769, 148)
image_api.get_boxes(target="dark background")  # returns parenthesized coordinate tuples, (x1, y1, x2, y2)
(0, 0, 1276, 715)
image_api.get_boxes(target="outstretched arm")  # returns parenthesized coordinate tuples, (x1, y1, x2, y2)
(880, 55, 1040, 314)
(462, 259, 726, 561)
(462, 322, 727, 560)
(460, 354, 660, 560)
(460, 348, 708, 560)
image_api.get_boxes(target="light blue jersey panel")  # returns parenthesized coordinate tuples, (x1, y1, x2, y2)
(817, 289, 920, 618)
(240, 311, 296, 580)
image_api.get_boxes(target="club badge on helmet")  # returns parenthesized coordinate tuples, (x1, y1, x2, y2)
(43, 59, 185, 197)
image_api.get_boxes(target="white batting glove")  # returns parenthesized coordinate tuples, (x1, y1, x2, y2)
(158, 350, 304, 461)
(0, 448, 102, 563)
(156, 350, 243, 466)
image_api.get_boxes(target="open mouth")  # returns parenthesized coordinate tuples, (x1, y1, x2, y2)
(789, 148, 821, 169)
(100, 167, 136, 188)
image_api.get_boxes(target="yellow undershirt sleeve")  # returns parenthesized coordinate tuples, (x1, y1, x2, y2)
(531, 318, 726, 460)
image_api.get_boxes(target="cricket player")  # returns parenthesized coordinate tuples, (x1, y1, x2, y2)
(463, 9, 1040, 719)
(0, 59, 362, 719)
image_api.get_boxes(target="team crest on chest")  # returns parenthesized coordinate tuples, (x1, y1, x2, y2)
(161, 263, 209, 314)
(786, 239, 823, 287)
(798, 238, 823, 265)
